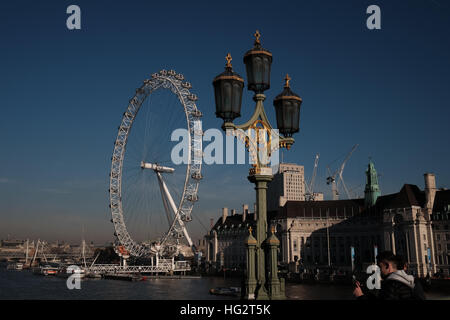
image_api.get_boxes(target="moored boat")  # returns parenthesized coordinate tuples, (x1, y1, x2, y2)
(56, 265, 86, 279)
(102, 273, 144, 281)
(32, 265, 59, 276)
(209, 287, 241, 296)
(6, 262, 23, 271)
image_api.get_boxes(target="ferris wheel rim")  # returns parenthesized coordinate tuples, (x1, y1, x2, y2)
(108, 69, 202, 258)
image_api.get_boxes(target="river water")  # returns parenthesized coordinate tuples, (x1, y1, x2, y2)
(0, 268, 448, 300)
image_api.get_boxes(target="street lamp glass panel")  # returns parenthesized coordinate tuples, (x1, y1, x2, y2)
(244, 52, 272, 93)
(232, 82, 243, 113)
(212, 59, 244, 122)
(274, 99, 301, 137)
(273, 78, 302, 137)
(243, 32, 272, 93)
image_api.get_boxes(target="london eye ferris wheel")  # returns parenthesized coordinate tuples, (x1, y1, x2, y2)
(109, 69, 203, 258)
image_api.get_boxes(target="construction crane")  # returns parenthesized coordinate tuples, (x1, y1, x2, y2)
(305, 153, 320, 201)
(326, 144, 358, 200)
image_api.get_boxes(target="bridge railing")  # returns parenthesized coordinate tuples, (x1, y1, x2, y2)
(87, 261, 191, 274)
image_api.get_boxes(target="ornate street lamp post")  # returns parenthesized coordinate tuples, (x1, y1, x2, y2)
(212, 31, 302, 300)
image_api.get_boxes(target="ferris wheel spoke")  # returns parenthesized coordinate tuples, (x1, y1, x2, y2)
(124, 167, 163, 239)
(141, 91, 172, 162)
(134, 174, 153, 240)
(122, 178, 145, 231)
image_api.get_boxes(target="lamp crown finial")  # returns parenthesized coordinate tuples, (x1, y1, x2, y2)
(254, 30, 261, 45)
(248, 226, 253, 234)
(225, 53, 232, 68)
(284, 74, 291, 88)
(271, 226, 275, 234)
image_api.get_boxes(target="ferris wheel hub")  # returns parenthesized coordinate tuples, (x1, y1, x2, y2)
(140, 161, 175, 173)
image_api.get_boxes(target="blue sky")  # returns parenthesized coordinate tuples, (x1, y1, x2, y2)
(0, 0, 449, 243)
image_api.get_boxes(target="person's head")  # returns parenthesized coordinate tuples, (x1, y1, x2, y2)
(376, 251, 398, 278)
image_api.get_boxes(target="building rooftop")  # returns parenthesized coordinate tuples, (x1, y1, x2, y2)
(212, 212, 255, 230)
(274, 198, 365, 219)
(432, 189, 450, 217)
(273, 183, 435, 219)
(382, 184, 425, 209)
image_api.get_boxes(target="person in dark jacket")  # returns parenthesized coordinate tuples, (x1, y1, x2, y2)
(353, 251, 422, 300)
(395, 254, 426, 300)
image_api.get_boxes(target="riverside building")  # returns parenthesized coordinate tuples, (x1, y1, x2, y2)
(271, 163, 449, 277)
(206, 161, 450, 277)
(204, 204, 256, 271)
(267, 163, 308, 212)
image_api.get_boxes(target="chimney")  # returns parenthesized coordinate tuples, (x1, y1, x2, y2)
(253, 203, 257, 221)
(222, 207, 228, 224)
(210, 218, 214, 229)
(242, 204, 248, 222)
(424, 173, 436, 211)
(231, 209, 236, 216)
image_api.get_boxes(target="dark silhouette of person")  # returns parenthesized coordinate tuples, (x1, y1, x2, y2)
(353, 251, 424, 300)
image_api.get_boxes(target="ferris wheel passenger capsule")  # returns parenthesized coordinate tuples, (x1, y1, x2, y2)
(187, 94, 198, 101)
(187, 194, 198, 202)
(191, 172, 203, 180)
(192, 110, 203, 118)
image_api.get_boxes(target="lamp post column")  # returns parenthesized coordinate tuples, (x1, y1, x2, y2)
(243, 227, 257, 299)
(266, 227, 285, 300)
(248, 171, 273, 300)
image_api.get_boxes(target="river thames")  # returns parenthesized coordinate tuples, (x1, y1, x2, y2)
(1, 268, 449, 300)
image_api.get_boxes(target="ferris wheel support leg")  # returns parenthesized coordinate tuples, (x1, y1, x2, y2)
(157, 174, 174, 226)
(156, 172, 194, 249)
